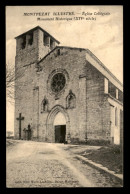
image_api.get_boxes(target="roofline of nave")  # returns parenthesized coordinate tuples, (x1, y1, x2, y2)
(37, 45, 123, 89)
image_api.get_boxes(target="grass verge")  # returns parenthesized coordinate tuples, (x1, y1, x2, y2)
(80, 145, 123, 174)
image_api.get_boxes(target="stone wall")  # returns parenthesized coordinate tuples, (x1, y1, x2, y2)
(15, 47, 87, 142)
(37, 47, 87, 143)
(14, 43, 123, 144)
(14, 27, 56, 140)
(84, 61, 110, 142)
(14, 63, 37, 139)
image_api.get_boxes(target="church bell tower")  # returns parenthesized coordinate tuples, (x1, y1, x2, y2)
(14, 26, 60, 140)
(15, 26, 60, 67)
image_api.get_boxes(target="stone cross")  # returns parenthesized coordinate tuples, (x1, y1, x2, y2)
(16, 113, 24, 140)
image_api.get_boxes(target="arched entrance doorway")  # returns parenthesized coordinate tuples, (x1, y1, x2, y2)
(46, 105, 70, 143)
(54, 112, 66, 143)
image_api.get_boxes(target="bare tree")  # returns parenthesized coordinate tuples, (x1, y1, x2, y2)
(6, 63, 27, 104)
(6, 63, 15, 103)
(6, 62, 41, 104)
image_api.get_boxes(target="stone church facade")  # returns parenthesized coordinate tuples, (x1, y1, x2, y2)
(14, 26, 123, 145)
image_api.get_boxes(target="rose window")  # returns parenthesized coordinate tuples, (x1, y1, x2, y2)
(51, 73, 66, 93)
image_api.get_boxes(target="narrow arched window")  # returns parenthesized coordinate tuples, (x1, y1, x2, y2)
(115, 107, 118, 126)
(41, 96, 48, 113)
(66, 90, 76, 109)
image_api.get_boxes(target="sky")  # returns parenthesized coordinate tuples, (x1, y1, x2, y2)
(6, 6, 123, 133)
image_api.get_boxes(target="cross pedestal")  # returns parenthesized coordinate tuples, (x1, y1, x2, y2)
(16, 113, 24, 140)
(27, 124, 31, 140)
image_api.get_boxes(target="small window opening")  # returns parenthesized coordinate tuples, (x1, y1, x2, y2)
(57, 49, 60, 55)
(28, 32, 33, 45)
(44, 34, 49, 46)
(108, 81, 116, 98)
(50, 39, 54, 49)
(21, 36, 26, 49)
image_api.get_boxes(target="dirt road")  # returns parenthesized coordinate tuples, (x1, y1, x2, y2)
(6, 140, 122, 188)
